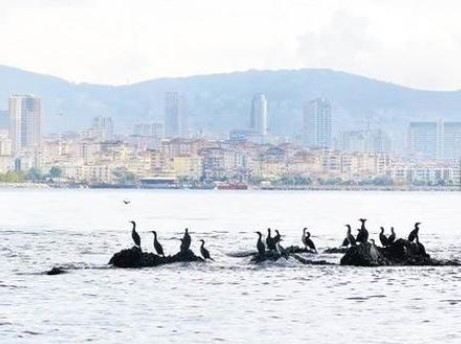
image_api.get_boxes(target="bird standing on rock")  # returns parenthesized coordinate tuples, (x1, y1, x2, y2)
(182, 228, 191, 251)
(255, 231, 265, 257)
(356, 219, 369, 244)
(151, 231, 164, 256)
(342, 224, 356, 247)
(302, 229, 317, 253)
(379, 227, 388, 247)
(130, 220, 141, 249)
(415, 235, 427, 256)
(387, 227, 396, 245)
(273, 229, 281, 244)
(200, 239, 214, 261)
(266, 228, 276, 251)
(408, 222, 420, 243)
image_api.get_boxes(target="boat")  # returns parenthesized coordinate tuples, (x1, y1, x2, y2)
(216, 182, 248, 190)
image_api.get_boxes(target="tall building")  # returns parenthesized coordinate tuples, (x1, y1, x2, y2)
(303, 97, 332, 148)
(443, 122, 461, 159)
(165, 92, 187, 138)
(9, 94, 42, 154)
(341, 129, 391, 154)
(250, 94, 268, 136)
(408, 121, 461, 160)
(408, 122, 438, 159)
(91, 116, 114, 141)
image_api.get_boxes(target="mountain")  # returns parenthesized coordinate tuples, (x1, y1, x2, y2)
(1, 65, 461, 145)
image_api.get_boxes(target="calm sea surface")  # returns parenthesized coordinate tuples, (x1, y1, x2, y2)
(1, 189, 460, 343)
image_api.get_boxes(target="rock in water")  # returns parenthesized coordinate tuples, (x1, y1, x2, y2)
(340, 242, 380, 266)
(108, 246, 204, 268)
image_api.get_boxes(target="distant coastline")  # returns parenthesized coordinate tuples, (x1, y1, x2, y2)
(0, 182, 459, 192)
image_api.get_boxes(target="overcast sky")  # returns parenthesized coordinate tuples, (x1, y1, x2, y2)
(1, 0, 460, 90)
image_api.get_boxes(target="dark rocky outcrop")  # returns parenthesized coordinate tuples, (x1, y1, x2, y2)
(340, 240, 461, 267)
(108, 246, 204, 268)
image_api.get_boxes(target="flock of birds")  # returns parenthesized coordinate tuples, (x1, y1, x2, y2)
(127, 218, 427, 262)
(129, 221, 214, 261)
(341, 219, 426, 255)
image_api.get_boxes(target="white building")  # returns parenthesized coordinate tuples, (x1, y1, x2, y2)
(9, 94, 42, 155)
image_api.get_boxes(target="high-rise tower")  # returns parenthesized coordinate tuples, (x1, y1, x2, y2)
(9, 94, 42, 154)
(303, 97, 332, 148)
(165, 92, 187, 138)
(250, 94, 268, 136)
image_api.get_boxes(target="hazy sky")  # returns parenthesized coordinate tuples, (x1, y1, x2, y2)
(1, 0, 461, 90)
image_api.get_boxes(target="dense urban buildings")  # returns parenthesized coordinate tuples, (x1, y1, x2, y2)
(8, 94, 42, 155)
(165, 92, 187, 138)
(303, 97, 332, 149)
(0, 93, 459, 187)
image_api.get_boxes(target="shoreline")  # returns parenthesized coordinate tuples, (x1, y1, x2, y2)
(0, 183, 459, 192)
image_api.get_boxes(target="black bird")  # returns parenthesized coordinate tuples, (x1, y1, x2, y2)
(200, 239, 214, 261)
(130, 220, 141, 249)
(179, 238, 188, 253)
(151, 231, 164, 256)
(123, 200, 130, 205)
(342, 224, 356, 247)
(273, 229, 281, 244)
(387, 227, 396, 245)
(415, 235, 427, 257)
(303, 231, 317, 253)
(379, 227, 388, 247)
(408, 222, 420, 243)
(356, 219, 369, 244)
(255, 231, 265, 257)
(182, 228, 191, 251)
(266, 228, 276, 251)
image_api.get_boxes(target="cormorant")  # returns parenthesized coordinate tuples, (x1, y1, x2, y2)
(151, 231, 164, 256)
(182, 228, 191, 251)
(408, 222, 420, 243)
(415, 235, 427, 257)
(387, 227, 396, 245)
(379, 227, 388, 247)
(255, 231, 265, 257)
(273, 229, 281, 244)
(369, 239, 380, 261)
(303, 231, 317, 253)
(342, 224, 356, 247)
(266, 228, 276, 251)
(130, 220, 141, 249)
(200, 239, 214, 261)
(302, 228, 308, 247)
(356, 219, 369, 244)
(179, 238, 188, 253)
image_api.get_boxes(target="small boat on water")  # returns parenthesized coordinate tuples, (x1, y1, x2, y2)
(216, 182, 248, 190)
